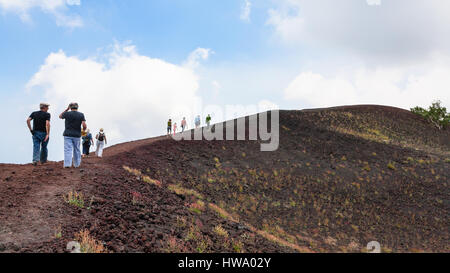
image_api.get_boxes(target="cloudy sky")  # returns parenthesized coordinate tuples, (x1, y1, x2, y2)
(1, 0, 449, 163)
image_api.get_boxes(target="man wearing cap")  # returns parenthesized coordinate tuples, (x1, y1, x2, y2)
(27, 103, 51, 165)
(59, 103, 87, 168)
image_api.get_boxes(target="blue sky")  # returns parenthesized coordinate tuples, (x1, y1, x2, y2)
(0, 1, 279, 79)
(1, 0, 450, 163)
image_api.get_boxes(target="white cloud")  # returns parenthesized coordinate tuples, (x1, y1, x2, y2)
(240, 0, 252, 22)
(258, 100, 280, 112)
(212, 80, 221, 96)
(66, 0, 81, 5)
(0, 0, 83, 27)
(285, 72, 358, 107)
(284, 60, 450, 110)
(184, 48, 213, 69)
(27, 43, 203, 148)
(268, 1, 450, 110)
(267, 0, 450, 62)
(366, 0, 381, 6)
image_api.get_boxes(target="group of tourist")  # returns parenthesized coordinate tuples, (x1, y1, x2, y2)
(167, 114, 211, 136)
(27, 103, 107, 168)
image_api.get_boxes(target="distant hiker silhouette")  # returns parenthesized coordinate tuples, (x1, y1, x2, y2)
(206, 114, 212, 128)
(195, 115, 201, 129)
(96, 129, 107, 157)
(27, 103, 51, 165)
(181, 117, 187, 132)
(59, 103, 87, 168)
(82, 129, 94, 157)
(173, 122, 177, 135)
(167, 119, 172, 135)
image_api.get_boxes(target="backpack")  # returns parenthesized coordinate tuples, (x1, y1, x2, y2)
(98, 133, 105, 141)
(82, 134, 90, 144)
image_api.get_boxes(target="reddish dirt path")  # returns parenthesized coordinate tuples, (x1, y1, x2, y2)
(0, 163, 79, 251)
(0, 135, 166, 252)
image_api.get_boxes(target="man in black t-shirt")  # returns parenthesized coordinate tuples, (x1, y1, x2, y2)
(27, 103, 51, 165)
(59, 103, 87, 168)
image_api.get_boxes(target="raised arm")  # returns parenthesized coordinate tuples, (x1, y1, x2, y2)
(59, 105, 70, 119)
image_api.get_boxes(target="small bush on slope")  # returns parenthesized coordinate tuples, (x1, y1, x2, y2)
(411, 100, 450, 130)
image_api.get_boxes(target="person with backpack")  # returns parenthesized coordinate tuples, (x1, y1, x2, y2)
(194, 115, 201, 129)
(167, 119, 172, 135)
(59, 103, 87, 168)
(82, 129, 94, 157)
(206, 114, 212, 128)
(181, 117, 188, 132)
(27, 103, 51, 165)
(95, 129, 107, 157)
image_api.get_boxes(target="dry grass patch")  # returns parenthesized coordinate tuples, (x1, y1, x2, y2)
(75, 229, 107, 253)
(189, 200, 205, 214)
(213, 225, 229, 238)
(64, 190, 84, 208)
(253, 229, 313, 253)
(208, 203, 311, 253)
(163, 236, 189, 253)
(142, 175, 162, 187)
(123, 165, 162, 187)
(123, 165, 141, 176)
(208, 203, 238, 222)
(387, 162, 397, 170)
(168, 184, 203, 199)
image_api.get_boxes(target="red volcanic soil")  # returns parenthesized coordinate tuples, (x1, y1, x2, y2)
(0, 105, 449, 253)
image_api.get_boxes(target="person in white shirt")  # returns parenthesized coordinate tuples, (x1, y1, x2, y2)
(95, 128, 107, 157)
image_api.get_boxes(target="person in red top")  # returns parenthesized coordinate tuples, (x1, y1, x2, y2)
(181, 117, 188, 132)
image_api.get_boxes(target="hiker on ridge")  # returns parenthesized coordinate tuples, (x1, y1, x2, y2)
(167, 119, 172, 135)
(195, 115, 201, 129)
(82, 129, 94, 158)
(27, 103, 51, 166)
(173, 122, 177, 135)
(95, 129, 107, 158)
(206, 114, 212, 128)
(59, 103, 87, 168)
(181, 117, 187, 132)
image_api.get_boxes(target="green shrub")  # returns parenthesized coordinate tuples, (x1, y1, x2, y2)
(411, 100, 449, 130)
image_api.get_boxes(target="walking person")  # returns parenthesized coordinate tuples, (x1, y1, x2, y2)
(206, 114, 212, 128)
(59, 103, 87, 168)
(167, 119, 172, 136)
(181, 117, 187, 132)
(95, 129, 107, 157)
(82, 129, 94, 157)
(173, 122, 177, 135)
(195, 115, 201, 129)
(27, 103, 51, 165)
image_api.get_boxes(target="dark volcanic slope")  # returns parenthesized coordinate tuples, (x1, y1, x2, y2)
(0, 105, 449, 253)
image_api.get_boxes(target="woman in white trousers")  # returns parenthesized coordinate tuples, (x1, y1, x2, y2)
(95, 128, 107, 157)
